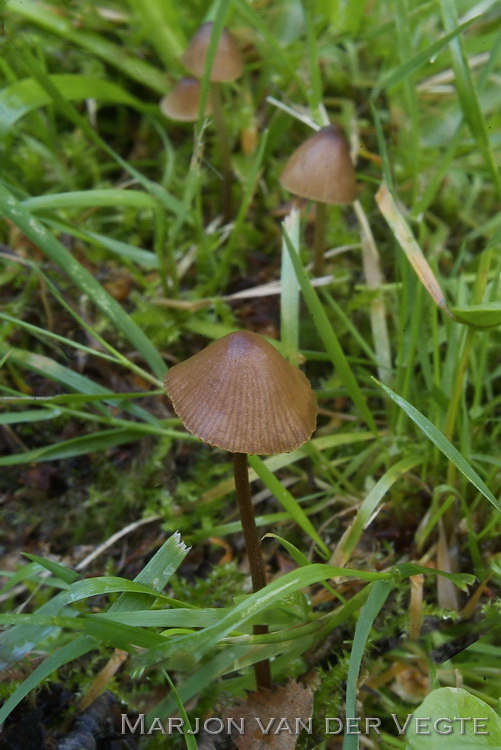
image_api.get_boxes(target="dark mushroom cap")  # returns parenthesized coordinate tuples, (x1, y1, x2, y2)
(280, 126, 357, 205)
(160, 77, 211, 122)
(182, 22, 243, 83)
(164, 331, 317, 455)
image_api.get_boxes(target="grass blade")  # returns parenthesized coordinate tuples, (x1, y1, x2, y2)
(331, 454, 423, 567)
(372, 17, 477, 98)
(376, 379, 501, 513)
(0, 184, 166, 378)
(280, 208, 301, 364)
(162, 671, 198, 750)
(7, 0, 167, 93)
(343, 581, 393, 750)
(248, 455, 329, 557)
(1, 347, 160, 423)
(125, 0, 185, 70)
(440, 0, 501, 197)
(0, 429, 160, 466)
(133, 563, 394, 669)
(0, 533, 190, 720)
(22, 189, 158, 211)
(0, 637, 96, 724)
(282, 227, 377, 434)
(0, 75, 144, 136)
(376, 183, 452, 316)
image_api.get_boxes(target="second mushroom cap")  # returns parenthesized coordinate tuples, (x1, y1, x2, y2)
(280, 125, 357, 205)
(160, 77, 212, 122)
(164, 331, 317, 455)
(182, 21, 243, 83)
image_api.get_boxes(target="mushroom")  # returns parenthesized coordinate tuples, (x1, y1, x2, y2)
(160, 77, 211, 123)
(164, 331, 317, 689)
(182, 22, 243, 83)
(181, 21, 243, 222)
(280, 125, 357, 275)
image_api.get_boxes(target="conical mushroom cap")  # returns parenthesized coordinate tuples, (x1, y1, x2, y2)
(280, 126, 357, 205)
(164, 331, 317, 455)
(182, 22, 243, 83)
(160, 77, 211, 122)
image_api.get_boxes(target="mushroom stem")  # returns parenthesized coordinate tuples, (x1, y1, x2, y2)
(313, 201, 327, 276)
(233, 452, 272, 690)
(210, 82, 233, 223)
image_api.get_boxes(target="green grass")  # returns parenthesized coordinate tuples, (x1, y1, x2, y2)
(0, 1, 500, 748)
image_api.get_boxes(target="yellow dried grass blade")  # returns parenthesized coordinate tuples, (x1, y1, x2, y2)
(376, 183, 453, 318)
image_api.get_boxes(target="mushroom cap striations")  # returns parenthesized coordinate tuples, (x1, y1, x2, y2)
(164, 331, 317, 455)
(182, 22, 243, 83)
(160, 77, 211, 122)
(280, 126, 357, 205)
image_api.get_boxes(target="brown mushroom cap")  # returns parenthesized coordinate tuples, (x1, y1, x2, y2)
(164, 331, 317, 455)
(182, 22, 243, 83)
(160, 77, 211, 122)
(280, 126, 357, 205)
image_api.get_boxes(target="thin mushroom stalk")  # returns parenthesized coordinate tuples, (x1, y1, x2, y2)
(164, 331, 317, 691)
(233, 452, 271, 690)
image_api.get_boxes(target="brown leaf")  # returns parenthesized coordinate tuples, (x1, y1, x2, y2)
(223, 679, 313, 750)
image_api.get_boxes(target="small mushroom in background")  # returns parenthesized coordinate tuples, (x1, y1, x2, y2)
(182, 22, 243, 83)
(164, 330, 317, 690)
(280, 125, 358, 276)
(160, 77, 212, 123)
(181, 21, 244, 222)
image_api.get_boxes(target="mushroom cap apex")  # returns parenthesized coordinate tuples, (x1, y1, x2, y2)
(164, 331, 317, 455)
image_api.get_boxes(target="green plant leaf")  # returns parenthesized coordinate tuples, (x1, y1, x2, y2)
(0, 533, 190, 721)
(0, 635, 96, 724)
(332, 454, 424, 567)
(440, 0, 501, 197)
(248, 455, 329, 557)
(406, 687, 501, 748)
(0, 408, 61, 425)
(94, 609, 229, 628)
(282, 227, 377, 434)
(376, 380, 501, 513)
(59, 576, 175, 606)
(394, 563, 475, 591)
(0, 562, 49, 596)
(0, 428, 154, 466)
(0, 346, 161, 426)
(124, 0, 185, 70)
(316, 0, 368, 34)
(0, 184, 166, 378)
(451, 303, 501, 330)
(7, 0, 167, 93)
(280, 208, 301, 364)
(162, 670, 199, 750)
(81, 616, 167, 651)
(343, 581, 393, 750)
(132, 563, 394, 669)
(22, 553, 79, 585)
(376, 183, 451, 316)
(0, 75, 144, 136)
(372, 17, 477, 99)
(22, 189, 158, 212)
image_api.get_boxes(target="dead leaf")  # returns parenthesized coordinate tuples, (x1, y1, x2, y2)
(223, 679, 313, 750)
